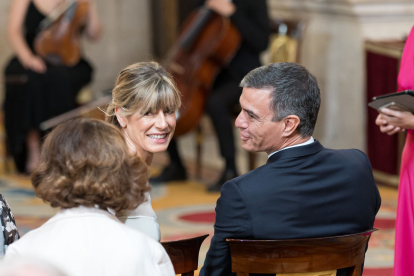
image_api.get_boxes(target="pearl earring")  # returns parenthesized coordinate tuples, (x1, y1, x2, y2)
(121, 123, 124, 126)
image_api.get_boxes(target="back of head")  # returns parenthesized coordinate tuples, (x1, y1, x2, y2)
(105, 61, 181, 128)
(241, 62, 321, 137)
(32, 118, 150, 213)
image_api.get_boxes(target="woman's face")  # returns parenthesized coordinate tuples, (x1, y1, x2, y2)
(121, 108, 176, 157)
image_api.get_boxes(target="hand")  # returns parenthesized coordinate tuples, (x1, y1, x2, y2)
(379, 108, 414, 129)
(205, 0, 236, 17)
(375, 113, 404, 135)
(375, 107, 414, 135)
(21, 55, 46, 74)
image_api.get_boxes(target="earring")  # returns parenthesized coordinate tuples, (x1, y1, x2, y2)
(121, 123, 125, 127)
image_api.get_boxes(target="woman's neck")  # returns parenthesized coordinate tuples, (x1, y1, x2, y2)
(138, 149, 153, 167)
(123, 130, 153, 166)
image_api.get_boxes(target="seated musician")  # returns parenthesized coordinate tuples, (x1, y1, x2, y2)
(152, 0, 270, 192)
(200, 62, 381, 276)
(5, 0, 101, 174)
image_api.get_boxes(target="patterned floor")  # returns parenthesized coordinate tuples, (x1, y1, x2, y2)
(0, 156, 397, 276)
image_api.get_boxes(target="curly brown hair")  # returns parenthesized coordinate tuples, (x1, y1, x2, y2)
(32, 118, 150, 213)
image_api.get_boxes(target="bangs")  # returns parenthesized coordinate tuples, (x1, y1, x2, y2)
(134, 80, 181, 115)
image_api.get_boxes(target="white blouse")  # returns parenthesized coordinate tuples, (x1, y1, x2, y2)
(117, 190, 161, 241)
(5, 206, 174, 276)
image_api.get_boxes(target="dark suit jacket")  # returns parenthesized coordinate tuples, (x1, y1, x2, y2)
(197, 0, 270, 79)
(200, 140, 381, 276)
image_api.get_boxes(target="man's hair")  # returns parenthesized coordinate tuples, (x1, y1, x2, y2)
(240, 62, 321, 137)
(32, 118, 150, 213)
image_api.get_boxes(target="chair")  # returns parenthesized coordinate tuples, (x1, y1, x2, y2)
(161, 234, 209, 276)
(227, 229, 378, 276)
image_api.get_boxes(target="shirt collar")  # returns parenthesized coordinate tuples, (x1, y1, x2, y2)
(268, 137, 315, 158)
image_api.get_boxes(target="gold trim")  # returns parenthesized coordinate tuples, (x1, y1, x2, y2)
(365, 42, 403, 59)
(373, 169, 399, 187)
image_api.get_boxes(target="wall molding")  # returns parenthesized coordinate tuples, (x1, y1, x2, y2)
(269, 0, 414, 19)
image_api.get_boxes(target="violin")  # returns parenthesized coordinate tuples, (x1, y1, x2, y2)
(34, 1, 88, 67)
(165, 6, 241, 136)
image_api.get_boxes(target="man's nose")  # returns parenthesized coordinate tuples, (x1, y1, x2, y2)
(235, 111, 247, 129)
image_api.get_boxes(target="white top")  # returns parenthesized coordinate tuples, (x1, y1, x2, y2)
(268, 137, 315, 158)
(119, 191, 157, 218)
(113, 187, 161, 241)
(5, 206, 174, 276)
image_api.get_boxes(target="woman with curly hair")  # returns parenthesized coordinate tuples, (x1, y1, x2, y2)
(4, 118, 174, 276)
(105, 61, 181, 241)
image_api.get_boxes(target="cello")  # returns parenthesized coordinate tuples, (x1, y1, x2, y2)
(165, 6, 241, 136)
(34, 0, 88, 67)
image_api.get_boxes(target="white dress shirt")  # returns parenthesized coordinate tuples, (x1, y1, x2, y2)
(268, 137, 315, 158)
(5, 206, 174, 276)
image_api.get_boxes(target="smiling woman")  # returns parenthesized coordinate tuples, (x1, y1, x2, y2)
(105, 61, 181, 241)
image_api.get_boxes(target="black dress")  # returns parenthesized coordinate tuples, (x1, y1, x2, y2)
(167, 0, 270, 171)
(3, 1, 93, 172)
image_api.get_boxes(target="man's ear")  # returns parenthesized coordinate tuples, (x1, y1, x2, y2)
(115, 107, 126, 127)
(282, 115, 300, 137)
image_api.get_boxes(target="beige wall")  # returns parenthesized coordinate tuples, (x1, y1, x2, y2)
(267, 0, 414, 151)
(0, 0, 152, 102)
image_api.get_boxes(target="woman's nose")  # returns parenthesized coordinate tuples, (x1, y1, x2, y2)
(155, 110, 168, 129)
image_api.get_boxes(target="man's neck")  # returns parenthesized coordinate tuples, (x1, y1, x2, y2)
(282, 135, 311, 149)
(267, 135, 312, 155)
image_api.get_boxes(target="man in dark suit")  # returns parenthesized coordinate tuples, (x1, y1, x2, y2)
(151, 0, 270, 191)
(200, 62, 381, 276)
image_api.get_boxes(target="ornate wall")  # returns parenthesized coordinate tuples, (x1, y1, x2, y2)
(268, 0, 414, 151)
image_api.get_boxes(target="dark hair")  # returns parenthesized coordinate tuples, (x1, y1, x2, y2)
(240, 62, 321, 137)
(32, 118, 150, 213)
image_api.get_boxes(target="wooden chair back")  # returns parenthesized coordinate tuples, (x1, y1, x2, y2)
(161, 234, 209, 276)
(227, 229, 378, 276)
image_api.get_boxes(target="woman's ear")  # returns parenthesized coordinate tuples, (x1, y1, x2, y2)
(115, 107, 126, 128)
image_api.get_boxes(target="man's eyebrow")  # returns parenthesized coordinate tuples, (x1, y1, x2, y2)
(243, 108, 258, 118)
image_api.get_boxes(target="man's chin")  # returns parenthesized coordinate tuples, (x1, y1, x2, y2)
(240, 141, 255, 152)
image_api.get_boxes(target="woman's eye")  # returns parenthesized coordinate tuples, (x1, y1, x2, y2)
(144, 112, 153, 116)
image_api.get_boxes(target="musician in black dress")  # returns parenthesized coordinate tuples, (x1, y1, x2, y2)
(5, 0, 101, 173)
(152, 0, 270, 191)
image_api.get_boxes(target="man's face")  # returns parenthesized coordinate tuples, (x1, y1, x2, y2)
(235, 87, 286, 154)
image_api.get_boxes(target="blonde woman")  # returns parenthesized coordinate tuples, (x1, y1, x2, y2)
(105, 61, 181, 241)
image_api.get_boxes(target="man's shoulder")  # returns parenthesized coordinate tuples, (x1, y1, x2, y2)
(320, 147, 370, 165)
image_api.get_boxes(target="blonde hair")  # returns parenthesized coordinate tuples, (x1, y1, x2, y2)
(105, 61, 181, 128)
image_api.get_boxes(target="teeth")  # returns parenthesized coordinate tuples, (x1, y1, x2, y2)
(148, 134, 167, 139)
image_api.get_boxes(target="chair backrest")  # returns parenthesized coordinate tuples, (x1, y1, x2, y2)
(227, 229, 378, 276)
(161, 234, 209, 276)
